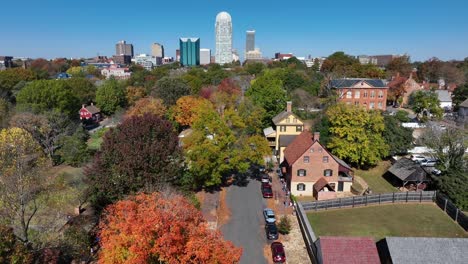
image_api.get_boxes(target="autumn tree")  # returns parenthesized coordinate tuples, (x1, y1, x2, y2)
(125, 86, 146, 105)
(66, 66, 85, 77)
(16, 80, 81, 118)
(95, 78, 126, 115)
(153, 76, 190, 106)
(125, 97, 166, 118)
(0, 225, 33, 263)
(238, 98, 266, 135)
(0, 127, 47, 243)
(0, 98, 11, 129)
(86, 114, 182, 210)
(172, 95, 213, 127)
(98, 192, 242, 264)
(326, 104, 389, 167)
(386, 56, 413, 77)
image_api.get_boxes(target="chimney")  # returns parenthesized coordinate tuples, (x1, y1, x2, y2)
(91, 102, 94, 106)
(313, 132, 320, 142)
(286, 101, 292, 112)
(82, 104, 85, 108)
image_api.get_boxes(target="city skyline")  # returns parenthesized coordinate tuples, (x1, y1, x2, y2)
(1, 0, 467, 61)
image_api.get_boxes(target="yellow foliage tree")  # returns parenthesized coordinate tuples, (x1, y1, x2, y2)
(125, 97, 166, 118)
(125, 86, 146, 106)
(172, 96, 213, 127)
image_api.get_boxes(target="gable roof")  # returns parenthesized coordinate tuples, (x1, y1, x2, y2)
(279, 135, 298, 147)
(331, 154, 352, 170)
(330, 78, 387, 88)
(272, 110, 301, 125)
(435, 89, 452, 102)
(313, 177, 333, 192)
(283, 130, 314, 165)
(381, 237, 468, 264)
(83, 104, 100, 114)
(318, 236, 380, 264)
(460, 98, 468, 108)
(388, 158, 430, 182)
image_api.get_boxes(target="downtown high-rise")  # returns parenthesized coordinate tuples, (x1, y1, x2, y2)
(115, 40, 134, 57)
(246, 30, 255, 53)
(215, 11, 232, 65)
(179, 38, 200, 66)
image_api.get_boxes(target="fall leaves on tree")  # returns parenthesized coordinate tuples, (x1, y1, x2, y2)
(172, 96, 213, 127)
(125, 97, 166, 118)
(98, 192, 242, 264)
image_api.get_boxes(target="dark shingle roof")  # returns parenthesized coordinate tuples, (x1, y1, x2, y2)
(382, 237, 468, 264)
(330, 78, 387, 88)
(272, 111, 301, 125)
(388, 158, 430, 182)
(313, 177, 333, 192)
(279, 135, 300, 148)
(85, 105, 100, 114)
(318, 236, 380, 264)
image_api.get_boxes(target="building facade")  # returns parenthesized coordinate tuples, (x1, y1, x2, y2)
(112, 55, 132, 65)
(245, 49, 263, 60)
(179, 38, 200, 66)
(331, 78, 389, 111)
(151, 43, 164, 58)
(132, 54, 161, 70)
(115, 40, 134, 57)
(101, 65, 131, 80)
(200, 48, 211, 65)
(215, 11, 233, 65)
(246, 30, 255, 53)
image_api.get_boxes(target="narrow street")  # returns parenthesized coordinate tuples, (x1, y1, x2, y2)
(221, 178, 268, 264)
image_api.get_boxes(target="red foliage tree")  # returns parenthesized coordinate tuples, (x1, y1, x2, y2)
(85, 114, 182, 210)
(98, 192, 242, 264)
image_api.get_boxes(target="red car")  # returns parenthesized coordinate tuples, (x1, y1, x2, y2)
(271, 242, 286, 263)
(262, 185, 273, 198)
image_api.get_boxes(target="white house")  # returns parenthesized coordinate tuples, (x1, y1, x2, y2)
(435, 90, 452, 110)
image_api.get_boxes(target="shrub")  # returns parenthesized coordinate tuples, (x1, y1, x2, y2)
(277, 215, 292, 235)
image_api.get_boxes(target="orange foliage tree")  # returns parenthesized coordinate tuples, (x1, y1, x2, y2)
(125, 97, 166, 118)
(125, 86, 147, 105)
(172, 96, 213, 127)
(98, 192, 242, 264)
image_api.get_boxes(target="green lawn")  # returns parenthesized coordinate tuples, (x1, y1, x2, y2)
(87, 127, 110, 150)
(307, 204, 468, 241)
(355, 161, 397, 193)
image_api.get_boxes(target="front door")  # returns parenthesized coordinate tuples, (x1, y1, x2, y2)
(338, 182, 344, 192)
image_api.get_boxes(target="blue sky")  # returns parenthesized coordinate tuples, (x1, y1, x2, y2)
(1, 0, 467, 61)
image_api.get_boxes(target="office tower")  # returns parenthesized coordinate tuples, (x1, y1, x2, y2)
(200, 49, 211, 65)
(215, 11, 233, 65)
(151, 43, 164, 58)
(115, 40, 134, 57)
(246, 30, 255, 53)
(179, 38, 200, 66)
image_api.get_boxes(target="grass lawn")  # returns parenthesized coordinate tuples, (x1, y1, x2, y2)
(87, 127, 110, 150)
(307, 203, 468, 241)
(355, 160, 397, 194)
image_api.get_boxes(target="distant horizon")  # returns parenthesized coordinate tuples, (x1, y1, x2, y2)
(1, 0, 467, 61)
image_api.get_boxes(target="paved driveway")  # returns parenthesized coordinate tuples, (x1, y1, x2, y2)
(221, 177, 268, 264)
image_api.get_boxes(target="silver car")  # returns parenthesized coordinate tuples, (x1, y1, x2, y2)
(263, 208, 276, 224)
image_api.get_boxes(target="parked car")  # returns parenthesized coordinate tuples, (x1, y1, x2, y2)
(420, 158, 437, 167)
(263, 208, 276, 223)
(259, 165, 266, 173)
(431, 168, 442, 175)
(410, 155, 426, 162)
(271, 242, 286, 263)
(261, 173, 271, 183)
(262, 185, 273, 198)
(265, 223, 279, 240)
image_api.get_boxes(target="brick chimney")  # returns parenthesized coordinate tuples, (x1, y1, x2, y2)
(286, 101, 292, 112)
(313, 132, 320, 142)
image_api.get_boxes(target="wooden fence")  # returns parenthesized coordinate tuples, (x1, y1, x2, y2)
(435, 193, 468, 231)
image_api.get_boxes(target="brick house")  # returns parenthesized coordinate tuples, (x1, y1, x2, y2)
(79, 103, 101, 122)
(331, 78, 388, 111)
(388, 72, 423, 107)
(281, 130, 353, 198)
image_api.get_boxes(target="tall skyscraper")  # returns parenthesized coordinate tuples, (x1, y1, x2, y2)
(179, 38, 200, 66)
(151, 43, 164, 58)
(115, 40, 134, 57)
(246, 30, 255, 53)
(215, 11, 233, 65)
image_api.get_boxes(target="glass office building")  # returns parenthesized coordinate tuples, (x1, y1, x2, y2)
(179, 38, 200, 66)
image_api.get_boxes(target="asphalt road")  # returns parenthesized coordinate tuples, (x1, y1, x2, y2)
(221, 177, 268, 264)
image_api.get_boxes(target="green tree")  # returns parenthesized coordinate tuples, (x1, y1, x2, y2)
(436, 169, 468, 210)
(58, 127, 89, 167)
(238, 98, 266, 135)
(244, 62, 265, 75)
(409, 90, 443, 120)
(245, 70, 288, 126)
(452, 83, 467, 110)
(326, 104, 389, 167)
(277, 216, 292, 235)
(66, 77, 96, 104)
(153, 77, 190, 106)
(95, 78, 126, 115)
(386, 56, 413, 78)
(66, 66, 85, 77)
(0, 98, 11, 129)
(0, 68, 36, 100)
(383, 115, 413, 156)
(16, 80, 80, 117)
(320, 51, 359, 76)
(395, 110, 410, 122)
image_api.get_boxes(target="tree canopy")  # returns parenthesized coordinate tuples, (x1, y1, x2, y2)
(153, 77, 190, 106)
(125, 97, 166, 118)
(382, 115, 413, 156)
(95, 79, 126, 115)
(409, 90, 443, 120)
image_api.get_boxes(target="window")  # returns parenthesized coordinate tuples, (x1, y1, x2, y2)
(322, 156, 329, 163)
(378, 90, 384, 98)
(296, 126, 303, 132)
(363, 91, 368, 98)
(297, 183, 306, 191)
(280, 126, 286, 132)
(303, 156, 310, 163)
(318, 147, 323, 153)
(297, 169, 306, 176)
(378, 102, 383, 109)
(370, 91, 375, 98)
(310, 148, 314, 153)
(354, 91, 360, 98)
(324, 169, 333, 176)
(346, 91, 352, 98)
(370, 102, 375, 109)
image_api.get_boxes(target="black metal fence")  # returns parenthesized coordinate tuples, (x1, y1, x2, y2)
(301, 191, 437, 211)
(435, 193, 468, 231)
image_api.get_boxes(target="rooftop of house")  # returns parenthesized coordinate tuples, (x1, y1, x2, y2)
(318, 236, 380, 264)
(313, 178, 333, 192)
(387, 158, 430, 182)
(82, 104, 100, 114)
(460, 98, 468, 108)
(330, 78, 387, 88)
(435, 89, 452, 102)
(380, 237, 468, 264)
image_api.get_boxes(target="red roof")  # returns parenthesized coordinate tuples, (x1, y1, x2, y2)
(283, 130, 314, 165)
(318, 236, 380, 264)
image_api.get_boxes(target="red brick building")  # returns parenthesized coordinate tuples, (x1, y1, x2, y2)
(331, 78, 389, 111)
